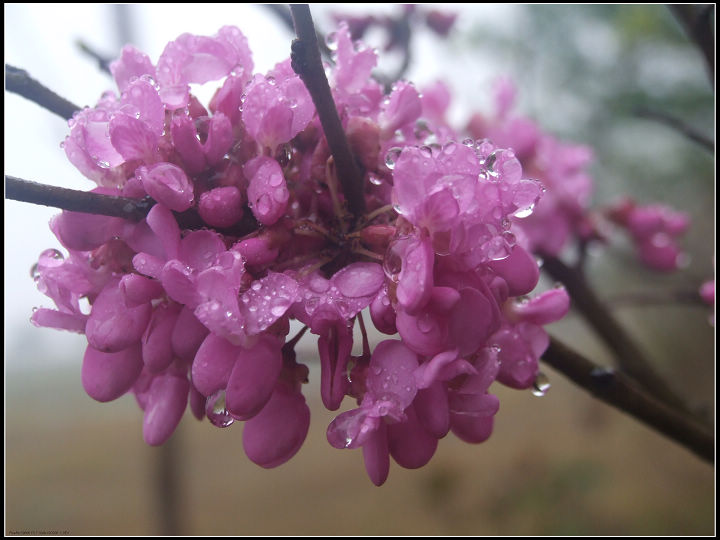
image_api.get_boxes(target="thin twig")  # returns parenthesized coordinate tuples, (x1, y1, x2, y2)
(605, 290, 706, 308)
(542, 337, 713, 464)
(5, 64, 81, 120)
(76, 40, 112, 75)
(542, 255, 697, 417)
(635, 106, 714, 152)
(289, 4, 366, 220)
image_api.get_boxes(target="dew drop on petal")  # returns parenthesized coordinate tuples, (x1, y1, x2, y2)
(325, 31, 338, 51)
(384, 147, 402, 170)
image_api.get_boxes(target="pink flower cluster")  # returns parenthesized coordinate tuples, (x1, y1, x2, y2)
(31, 24, 570, 485)
(606, 197, 690, 271)
(467, 77, 596, 258)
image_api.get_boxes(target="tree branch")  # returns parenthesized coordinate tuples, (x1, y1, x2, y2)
(635, 105, 714, 152)
(289, 4, 366, 220)
(542, 255, 696, 416)
(542, 337, 714, 464)
(5, 175, 260, 237)
(6, 175, 152, 221)
(5, 64, 81, 120)
(669, 4, 715, 87)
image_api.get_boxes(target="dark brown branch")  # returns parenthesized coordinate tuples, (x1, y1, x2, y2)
(263, 4, 333, 61)
(6, 175, 152, 221)
(5, 64, 81, 120)
(669, 4, 715, 87)
(289, 4, 366, 219)
(635, 106, 714, 152)
(542, 255, 696, 416)
(542, 337, 714, 464)
(5, 175, 260, 237)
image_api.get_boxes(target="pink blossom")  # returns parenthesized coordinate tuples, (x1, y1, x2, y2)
(32, 24, 581, 485)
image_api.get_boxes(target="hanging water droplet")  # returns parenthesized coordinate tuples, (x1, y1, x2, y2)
(462, 137, 475, 147)
(384, 147, 402, 170)
(368, 173, 383, 186)
(206, 390, 235, 427)
(532, 372, 550, 397)
(419, 145, 433, 158)
(29, 263, 40, 281)
(383, 238, 404, 280)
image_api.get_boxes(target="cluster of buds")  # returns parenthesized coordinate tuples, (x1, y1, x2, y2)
(31, 23, 573, 485)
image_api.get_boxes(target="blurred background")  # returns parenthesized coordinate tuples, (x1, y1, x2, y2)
(5, 4, 715, 535)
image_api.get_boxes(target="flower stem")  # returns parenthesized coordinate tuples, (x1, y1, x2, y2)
(542, 337, 713, 464)
(5, 64, 80, 120)
(289, 4, 366, 220)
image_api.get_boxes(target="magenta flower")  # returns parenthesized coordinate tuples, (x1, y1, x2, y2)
(31, 23, 576, 484)
(607, 198, 690, 272)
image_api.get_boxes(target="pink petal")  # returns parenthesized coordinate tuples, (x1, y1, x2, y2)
(191, 333, 241, 396)
(82, 343, 143, 402)
(242, 383, 310, 468)
(143, 374, 190, 446)
(86, 282, 152, 353)
(137, 162, 195, 212)
(142, 303, 182, 373)
(387, 404, 438, 469)
(362, 422, 390, 486)
(225, 336, 283, 420)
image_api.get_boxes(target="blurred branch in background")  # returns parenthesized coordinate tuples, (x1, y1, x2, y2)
(542, 337, 714, 463)
(634, 105, 714, 151)
(668, 4, 715, 87)
(76, 40, 113, 75)
(541, 256, 702, 419)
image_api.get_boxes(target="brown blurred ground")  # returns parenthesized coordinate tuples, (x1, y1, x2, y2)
(5, 316, 715, 536)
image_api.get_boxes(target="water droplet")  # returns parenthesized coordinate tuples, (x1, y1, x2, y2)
(325, 31, 338, 50)
(266, 75, 276, 86)
(513, 203, 535, 219)
(251, 282, 262, 291)
(414, 119, 431, 139)
(462, 137, 475, 147)
(368, 173, 383, 186)
(29, 263, 40, 281)
(257, 193, 272, 215)
(484, 151, 497, 171)
(206, 390, 235, 427)
(532, 372, 550, 397)
(383, 238, 404, 280)
(419, 145, 433, 158)
(417, 313, 434, 334)
(40, 248, 64, 261)
(384, 147, 402, 170)
(442, 141, 457, 155)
